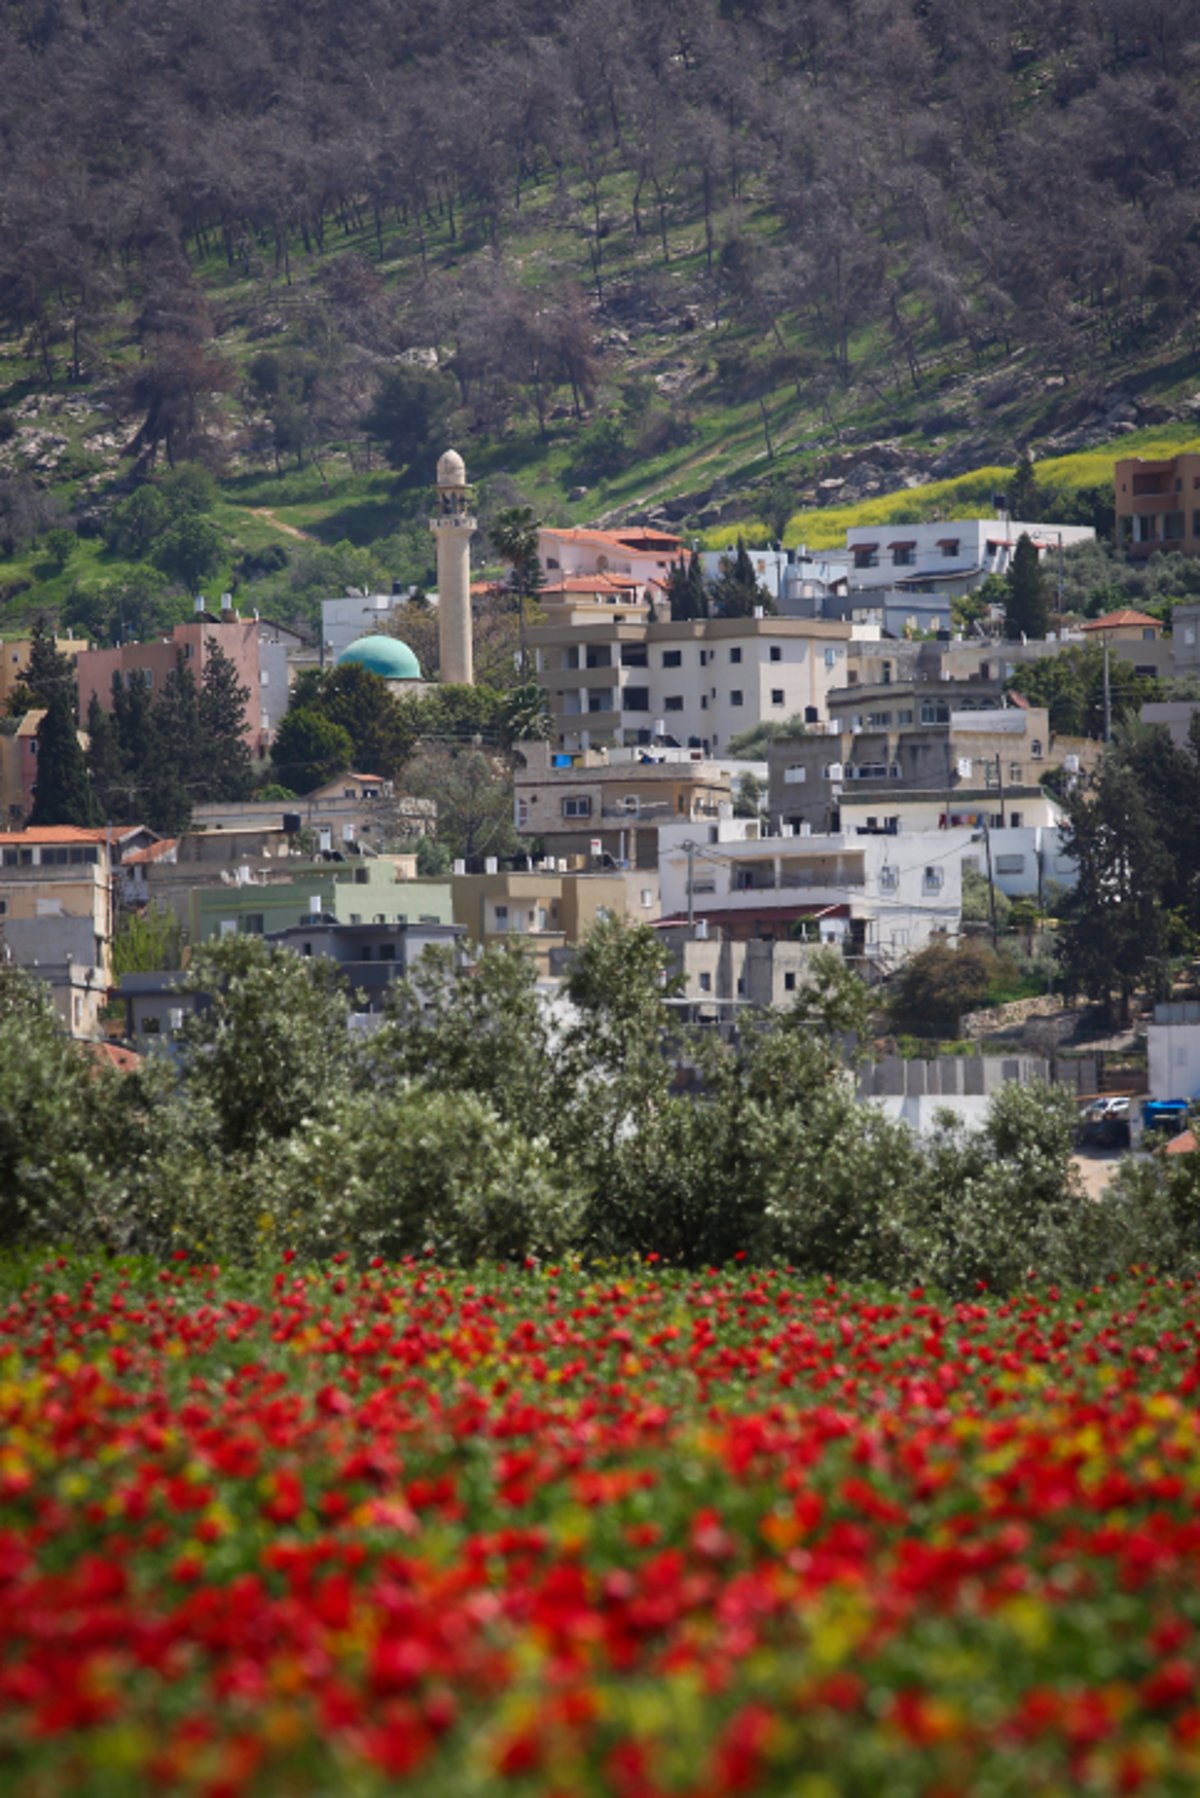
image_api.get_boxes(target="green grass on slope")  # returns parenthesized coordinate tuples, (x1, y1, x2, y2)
(708, 425, 1200, 551)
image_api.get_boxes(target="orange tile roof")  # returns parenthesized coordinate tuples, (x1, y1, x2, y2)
(1165, 1129, 1197, 1156)
(1081, 609, 1160, 631)
(541, 526, 682, 554)
(0, 826, 114, 844)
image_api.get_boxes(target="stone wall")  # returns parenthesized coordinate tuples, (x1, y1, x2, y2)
(960, 994, 1062, 1038)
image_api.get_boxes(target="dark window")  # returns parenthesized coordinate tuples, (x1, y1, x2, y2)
(769, 645, 782, 662)
(771, 689, 785, 705)
(622, 687, 650, 711)
(664, 695, 684, 711)
(730, 647, 743, 664)
(620, 644, 648, 667)
(662, 649, 683, 668)
(730, 690, 744, 706)
(784, 971, 796, 992)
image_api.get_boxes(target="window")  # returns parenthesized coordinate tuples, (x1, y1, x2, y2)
(1030, 739, 1043, 759)
(730, 647, 743, 664)
(1009, 811, 1023, 828)
(640, 888, 653, 908)
(662, 649, 683, 668)
(867, 711, 892, 726)
(622, 687, 650, 711)
(699, 650, 709, 667)
(698, 972, 712, 993)
(1009, 763, 1022, 783)
(852, 546, 879, 568)
(879, 866, 898, 892)
(784, 764, 806, 784)
(620, 644, 648, 667)
(562, 796, 592, 818)
(771, 689, 785, 705)
(825, 648, 839, 669)
(242, 913, 265, 936)
(585, 646, 612, 668)
(664, 695, 684, 711)
(730, 690, 744, 706)
(494, 905, 508, 926)
(0, 899, 6, 916)
(769, 645, 782, 662)
(587, 693, 608, 713)
(891, 544, 915, 565)
(897, 709, 913, 724)
(784, 971, 796, 992)
(378, 943, 396, 961)
(922, 867, 944, 893)
(995, 855, 1025, 875)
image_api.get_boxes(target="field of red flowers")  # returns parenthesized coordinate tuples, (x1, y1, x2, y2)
(4, 1254, 1200, 1795)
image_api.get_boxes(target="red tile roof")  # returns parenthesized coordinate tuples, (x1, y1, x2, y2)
(1081, 609, 1160, 631)
(0, 826, 113, 844)
(1165, 1129, 1197, 1156)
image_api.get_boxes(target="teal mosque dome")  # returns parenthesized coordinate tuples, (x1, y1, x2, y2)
(337, 636, 421, 681)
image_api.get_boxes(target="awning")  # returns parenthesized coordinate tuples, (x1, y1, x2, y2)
(888, 540, 916, 550)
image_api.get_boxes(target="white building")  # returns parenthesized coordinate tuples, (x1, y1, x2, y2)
(320, 592, 409, 662)
(657, 815, 967, 972)
(833, 799, 1076, 901)
(845, 520, 1095, 595)
(529, 614, 854, 754)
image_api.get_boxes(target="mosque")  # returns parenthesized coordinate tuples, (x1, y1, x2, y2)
(334, 448, 476, 689)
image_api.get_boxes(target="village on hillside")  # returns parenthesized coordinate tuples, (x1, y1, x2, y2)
(5, 445, 1200, 1154)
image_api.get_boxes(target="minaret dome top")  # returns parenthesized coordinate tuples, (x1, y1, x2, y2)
(436, 448, 467, 487)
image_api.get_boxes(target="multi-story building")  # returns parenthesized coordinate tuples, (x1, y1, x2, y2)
(1079, 608, 1170, 678)
(766, 700, 1081, 837)
(657, 815, 967, 972)
(76, 607, 271, 756)
(190, 855, 454, 945)
(0, 633, 89, 710)
(451, 865, 659, 974)
(1115, 453, 1200, 558)
(536, 524, 683, 613)
(1172, 601, 1200, 674)
(529, 612, 854, 753)
(656, 921, 820, 1024)
(844, 519, 1095, 595)
(514, 740, 731, 870)
(0, 825, 116, 1036)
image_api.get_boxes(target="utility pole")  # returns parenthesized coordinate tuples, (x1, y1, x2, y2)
(982, 814, 999, 951)
(686, 839, 695, 927)
(995, 751, 1006, 830)
(1102, 639, 1112, 743)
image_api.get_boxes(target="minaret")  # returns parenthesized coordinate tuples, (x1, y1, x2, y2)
(430, 448, 475, 686)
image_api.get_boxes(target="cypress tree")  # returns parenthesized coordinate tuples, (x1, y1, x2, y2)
(1004, 533, 1049, 641)
(84, 693, 126, 822)
(28, 690, 98, 827)
(200, 641, 254, 801)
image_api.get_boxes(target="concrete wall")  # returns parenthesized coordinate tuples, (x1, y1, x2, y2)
(1149, 1005, 1200, 1101)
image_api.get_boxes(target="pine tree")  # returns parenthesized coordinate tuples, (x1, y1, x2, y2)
(1057, 759, 1168, 1024)
(28, 690, 98, 826)
(84, 693, 126, 822)
(199, 640, 253, 801)
(1004, 533, 1049, 641)
(26, 614, 77, 716)
(686, 551, 709, 619)
(666, 559, 694, 621)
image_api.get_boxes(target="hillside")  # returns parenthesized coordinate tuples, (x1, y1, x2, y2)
(3, 0, 1200, 632)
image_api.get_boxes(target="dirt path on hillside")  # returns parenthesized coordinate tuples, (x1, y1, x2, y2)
(246, 506, 315, 541)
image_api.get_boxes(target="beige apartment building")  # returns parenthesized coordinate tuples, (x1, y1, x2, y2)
(0, 825, 116, 1036)
(529, 612, 854, 754)
(451, 866, 660, 974)
(514, 740, 731, 870)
